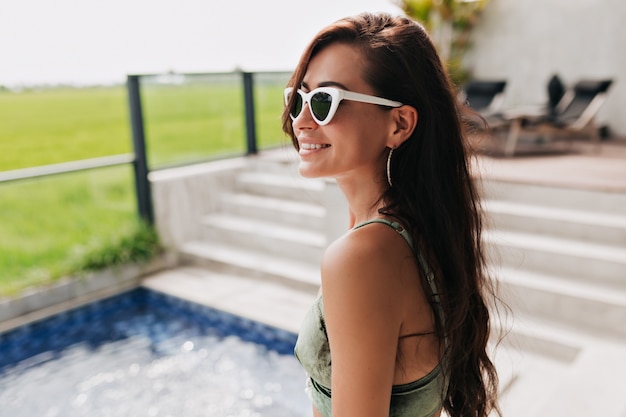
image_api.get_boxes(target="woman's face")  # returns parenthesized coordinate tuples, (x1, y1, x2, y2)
(291, 42, 394, 184)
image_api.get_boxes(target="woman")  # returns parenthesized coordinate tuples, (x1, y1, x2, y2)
(282, 12, 501, 417)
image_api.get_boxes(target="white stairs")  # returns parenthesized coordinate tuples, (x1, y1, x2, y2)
(482, 180, 626, 340)
(480, 179, 626, 417)
(178, 154, 326, 295)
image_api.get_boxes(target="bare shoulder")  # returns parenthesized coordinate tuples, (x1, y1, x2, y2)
(321, 221, 416, 307)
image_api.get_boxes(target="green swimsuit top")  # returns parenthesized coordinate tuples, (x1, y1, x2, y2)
(294, 219, 447, 417)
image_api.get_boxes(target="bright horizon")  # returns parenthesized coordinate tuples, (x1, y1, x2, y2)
(0, 0, 403, 87)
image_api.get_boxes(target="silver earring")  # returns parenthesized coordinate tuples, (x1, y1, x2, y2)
(386, 148, 394, 188)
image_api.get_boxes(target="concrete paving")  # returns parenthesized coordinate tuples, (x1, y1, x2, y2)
(473, 141, 626, 192)
(143, 266, 317, 335)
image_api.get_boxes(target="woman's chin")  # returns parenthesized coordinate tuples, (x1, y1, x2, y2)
(297, 163, 325, 179)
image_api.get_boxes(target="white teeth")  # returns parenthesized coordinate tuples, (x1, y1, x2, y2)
(301, 143, 329, 150)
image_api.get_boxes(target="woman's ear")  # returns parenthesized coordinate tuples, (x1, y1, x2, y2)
(388, 105, 418, 147)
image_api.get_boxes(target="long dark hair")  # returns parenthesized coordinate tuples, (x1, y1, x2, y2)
(282, 12, 502, 417)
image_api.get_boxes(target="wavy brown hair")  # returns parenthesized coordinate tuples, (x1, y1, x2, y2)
(282, 12, 503, 417)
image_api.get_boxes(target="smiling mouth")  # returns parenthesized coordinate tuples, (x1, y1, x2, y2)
(300, 143, 331, 150)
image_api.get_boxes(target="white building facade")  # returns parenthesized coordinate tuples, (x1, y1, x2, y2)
(465, 0, 626, 137)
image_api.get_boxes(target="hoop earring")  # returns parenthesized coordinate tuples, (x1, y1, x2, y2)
(386, 147, 394, 188)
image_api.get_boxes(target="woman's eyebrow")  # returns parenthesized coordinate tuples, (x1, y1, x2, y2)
(319, 81, 349, 90)
(301, 80, 350, 90)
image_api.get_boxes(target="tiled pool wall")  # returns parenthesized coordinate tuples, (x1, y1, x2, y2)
(0, 287, 298, 373)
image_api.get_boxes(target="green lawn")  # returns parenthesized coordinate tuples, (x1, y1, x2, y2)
(0, 87, 131, 170)
(0, 74, 290, 297)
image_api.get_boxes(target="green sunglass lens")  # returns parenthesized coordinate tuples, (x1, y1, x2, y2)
(311, 92, 332, 121)
(290, 93, 303, 118)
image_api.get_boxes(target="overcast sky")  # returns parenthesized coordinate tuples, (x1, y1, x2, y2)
(0, 0, 403, 86)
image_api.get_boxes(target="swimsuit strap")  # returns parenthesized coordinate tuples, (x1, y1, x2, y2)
(352, 218, 448, 351)
(353, 218, 414, 249)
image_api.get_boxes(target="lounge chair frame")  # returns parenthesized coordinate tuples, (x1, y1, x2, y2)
(501, 79, 613, 157)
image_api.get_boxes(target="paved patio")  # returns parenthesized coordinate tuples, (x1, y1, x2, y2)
(473, 140, 626, 192)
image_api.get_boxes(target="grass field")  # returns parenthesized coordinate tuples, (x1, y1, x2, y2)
(0, 73, 290, 296)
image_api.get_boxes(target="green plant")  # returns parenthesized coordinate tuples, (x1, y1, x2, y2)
(396, 0, 490, 85)
(71, 221, 162, 274)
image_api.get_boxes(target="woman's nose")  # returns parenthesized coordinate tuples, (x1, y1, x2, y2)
(292, 103, 317, 130)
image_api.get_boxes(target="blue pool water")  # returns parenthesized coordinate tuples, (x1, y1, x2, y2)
(0, 288, 310, 416)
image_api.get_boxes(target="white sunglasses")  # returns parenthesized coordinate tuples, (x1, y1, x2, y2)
(284, 86, 403, 125)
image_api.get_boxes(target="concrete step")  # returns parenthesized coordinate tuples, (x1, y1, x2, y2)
(218, 192, 326, 232)
(179, 240, 320, 294)
(200, 213, 326, 264)
(492, 312, 591, 417)
(248, 149, 301, 176)
(533, 343, 626, 417)
(494, 311, 585, 363)
(495, 266, 626, 339)
(481, 180, 626, 217)
(484, 199, 626, 246)
(489, 311, 586, 417)
(142, 266, 318, 334)
(485, 229, 626, 287)
(235, 171, 325, 205)
(492, 311, 626, 417)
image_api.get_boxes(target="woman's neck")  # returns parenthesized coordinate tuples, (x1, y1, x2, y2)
(336, 175, 387, 228)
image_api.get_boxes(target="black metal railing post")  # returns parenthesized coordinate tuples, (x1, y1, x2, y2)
(127, 75, 154, 225)
(242, 72, 258, 155)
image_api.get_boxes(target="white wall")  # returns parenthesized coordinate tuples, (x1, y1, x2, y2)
(465, 0, 626, 137)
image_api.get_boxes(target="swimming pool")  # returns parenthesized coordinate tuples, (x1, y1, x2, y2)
(0, 288, 310, 416)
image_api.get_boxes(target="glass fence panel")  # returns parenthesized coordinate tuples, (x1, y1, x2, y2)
(254, 72, 292, 150)
(0, 87, 130, 171)
(0, 165, 137, 296)
(141, 73, 246, 169)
